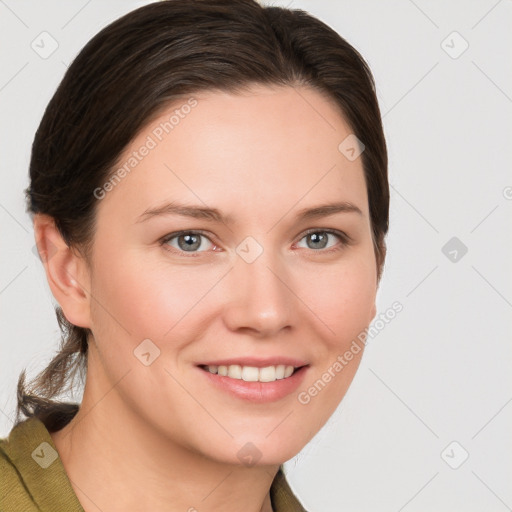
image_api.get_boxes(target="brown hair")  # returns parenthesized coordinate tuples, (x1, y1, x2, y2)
(17, 0, 389, 432)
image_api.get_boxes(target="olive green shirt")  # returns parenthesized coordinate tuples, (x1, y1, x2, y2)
(0, 416, 308, 511)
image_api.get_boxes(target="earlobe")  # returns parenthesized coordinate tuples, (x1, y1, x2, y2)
(33, 213, 92, 329)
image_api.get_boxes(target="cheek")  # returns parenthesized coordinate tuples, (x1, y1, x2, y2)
(297, 255, 376, 345)
(89, 245, 215, 346)
(293, 261, 374, 435)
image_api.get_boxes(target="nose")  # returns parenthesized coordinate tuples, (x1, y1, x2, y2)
(222, 244, 294, 338)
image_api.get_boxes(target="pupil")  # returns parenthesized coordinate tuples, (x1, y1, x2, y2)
(309, 232, 327, 249)
(179, 234, 200, 251)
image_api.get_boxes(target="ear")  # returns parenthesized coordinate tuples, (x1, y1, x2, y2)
(33, 213, 92, 329)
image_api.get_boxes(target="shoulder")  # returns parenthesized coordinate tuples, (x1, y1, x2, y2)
(0, 416, 85, 512)
(0, 417, 44, 511)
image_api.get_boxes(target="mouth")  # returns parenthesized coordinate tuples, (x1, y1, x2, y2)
(198, 363, 304, 383)
(196, 362, 310, 403)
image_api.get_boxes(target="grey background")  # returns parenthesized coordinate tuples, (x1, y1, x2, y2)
(1, 1, 511, 511)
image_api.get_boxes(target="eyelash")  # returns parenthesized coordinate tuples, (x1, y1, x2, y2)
(159, 228, 352, 257)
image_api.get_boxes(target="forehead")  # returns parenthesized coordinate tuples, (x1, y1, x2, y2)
(98, 85, 369, 223)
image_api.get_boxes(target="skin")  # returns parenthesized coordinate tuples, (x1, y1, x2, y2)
(35, 84, 381, 512)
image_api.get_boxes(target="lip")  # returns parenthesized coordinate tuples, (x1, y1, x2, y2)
(196, 357, 308, 368)
(197, 364, 310, 403)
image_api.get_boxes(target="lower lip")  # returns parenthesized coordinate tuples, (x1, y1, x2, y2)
(198, 366, 309, 403)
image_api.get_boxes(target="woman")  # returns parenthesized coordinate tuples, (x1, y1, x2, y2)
(0, 0, 388, 510)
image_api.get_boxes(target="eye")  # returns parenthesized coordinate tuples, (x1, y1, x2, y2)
(160, 230, 217, 255)
(295, 229, 351, 252)
(159, 228, 351, 257)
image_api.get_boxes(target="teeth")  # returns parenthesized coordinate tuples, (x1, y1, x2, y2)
(241, 366, 259, 382)
(228, 364, 242, 379)
(204, 364, 298, 382)
(259, 366, 276, 382)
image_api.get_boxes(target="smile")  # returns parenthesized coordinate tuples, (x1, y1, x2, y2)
(197, 363, 309, 403)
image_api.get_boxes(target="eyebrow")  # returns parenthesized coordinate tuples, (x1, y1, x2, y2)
(136, 200, 363, 224)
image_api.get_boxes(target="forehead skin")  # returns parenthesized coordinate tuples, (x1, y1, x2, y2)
(94, 84, 371, 257)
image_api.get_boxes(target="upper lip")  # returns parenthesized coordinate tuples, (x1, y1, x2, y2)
(197, 357, 309, 368)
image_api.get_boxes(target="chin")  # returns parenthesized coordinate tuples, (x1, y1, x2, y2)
(199, 432, 307, 468)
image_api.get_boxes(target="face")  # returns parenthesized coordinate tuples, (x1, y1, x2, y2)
(83, 84, 378, 465)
